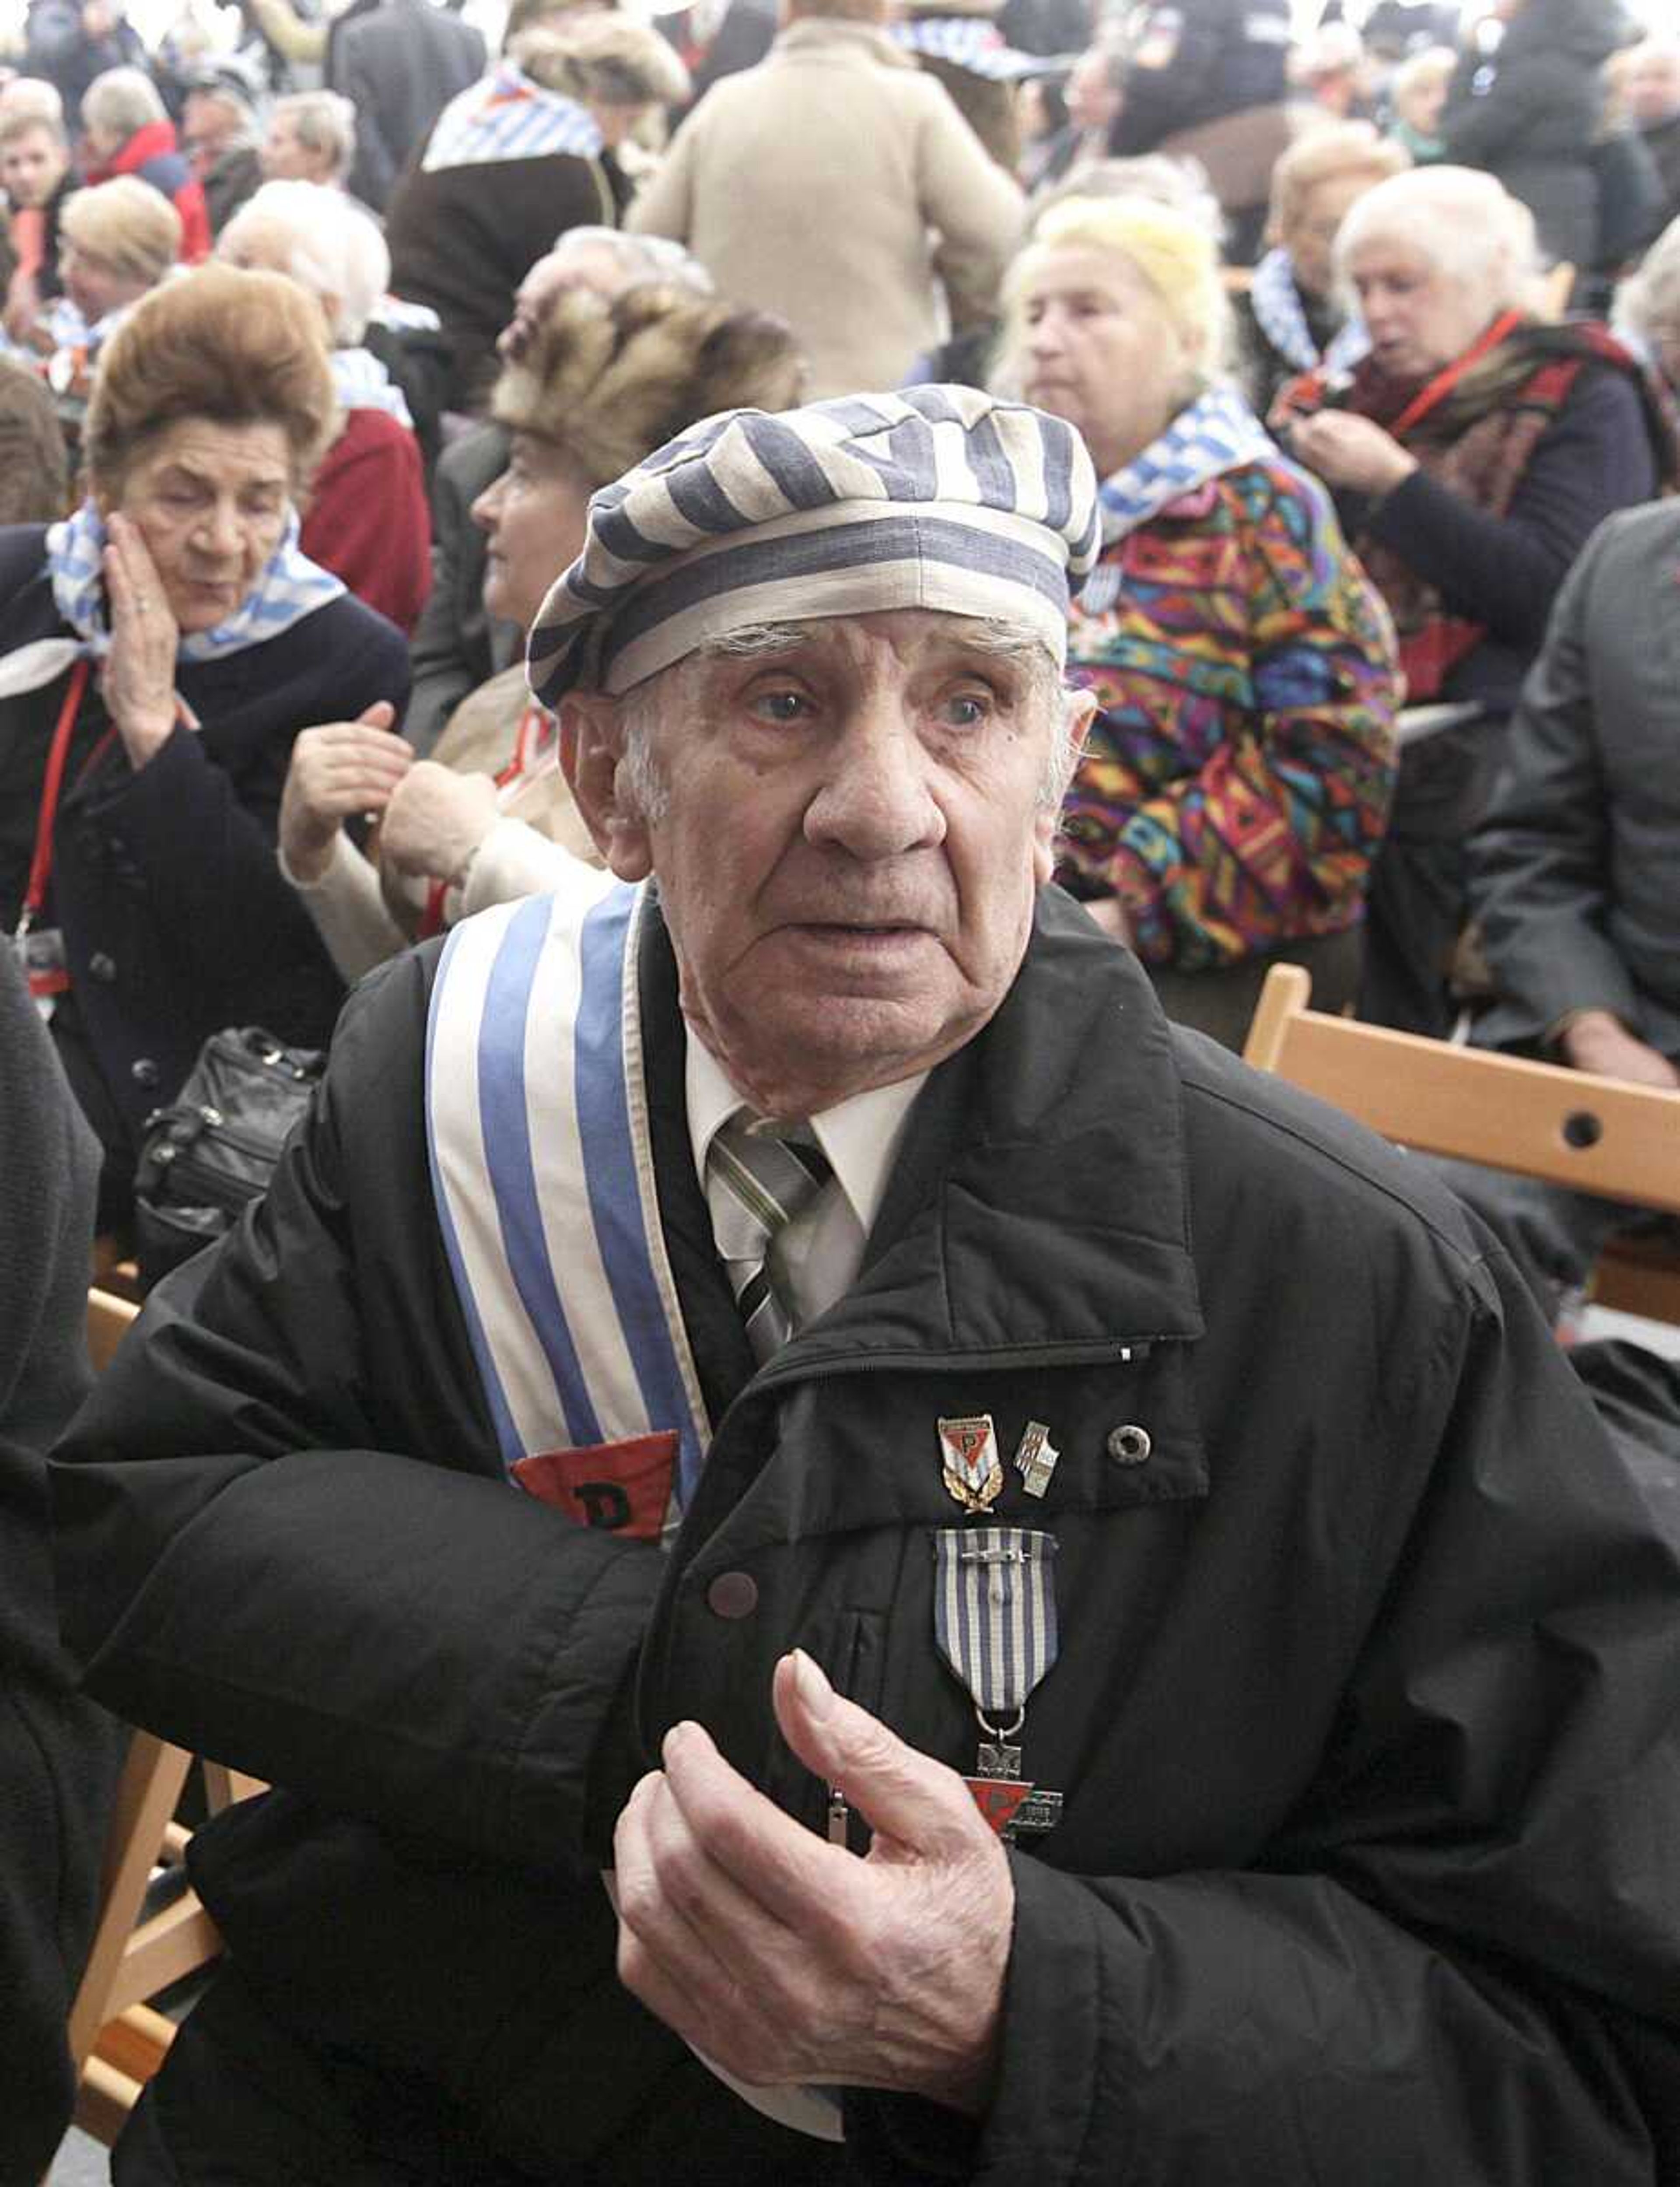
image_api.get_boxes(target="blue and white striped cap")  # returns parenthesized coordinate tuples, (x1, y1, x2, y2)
(526, 385, 1101, 705)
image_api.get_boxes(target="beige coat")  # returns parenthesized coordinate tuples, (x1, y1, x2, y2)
(627, 17, 1023, 397)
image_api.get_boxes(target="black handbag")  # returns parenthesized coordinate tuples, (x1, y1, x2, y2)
(133, 1026, 323, 1286)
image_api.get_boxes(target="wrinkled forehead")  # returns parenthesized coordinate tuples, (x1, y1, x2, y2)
(661, 607, 1060, 685)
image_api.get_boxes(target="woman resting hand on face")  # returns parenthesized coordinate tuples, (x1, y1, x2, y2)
(1278, 164, 1675, 1035)
(279, 282, 805, 981)
(1006, 192, 1401, 1050)
(0, 263, 410, 1233)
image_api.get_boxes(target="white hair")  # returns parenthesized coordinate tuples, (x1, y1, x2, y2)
(1334, 164, 1541, 306)
(1614, 213, 1680, 359)
(83, 67, 166, 142)
(219, 179, 389, 345)
(270, 90, 356, 182)
(550, 225, 715, 295)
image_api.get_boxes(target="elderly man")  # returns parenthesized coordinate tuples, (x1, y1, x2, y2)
(52, 388, 1680, 2183)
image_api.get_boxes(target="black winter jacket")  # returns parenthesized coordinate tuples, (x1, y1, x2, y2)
(1440, 0, 1640, 268)
(51, 890, 1680, 2182)
(0, 527, 410, 1179)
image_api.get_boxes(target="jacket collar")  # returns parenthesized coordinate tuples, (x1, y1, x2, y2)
(641, 885, 1204, 1382)
(772, 17, 918, 68)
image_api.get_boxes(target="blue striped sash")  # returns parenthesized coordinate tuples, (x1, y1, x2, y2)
(425, 875, 711, 1519)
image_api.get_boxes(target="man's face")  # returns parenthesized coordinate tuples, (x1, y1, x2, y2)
(183, 89, 240, 173)
(1628, 51, 1680, 128)
(262, 110, 330, 182)
(575, 610, 1071, 1116)
(1, 124, 69, 207)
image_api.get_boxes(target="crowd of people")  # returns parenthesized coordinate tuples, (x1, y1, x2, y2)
(1, 0, 1679, 2180)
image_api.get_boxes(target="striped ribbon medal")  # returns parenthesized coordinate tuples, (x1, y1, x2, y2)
(931, 1526, 1063, 1842)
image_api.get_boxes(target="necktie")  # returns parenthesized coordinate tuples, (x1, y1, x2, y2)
(705, 1110, 834, 1363)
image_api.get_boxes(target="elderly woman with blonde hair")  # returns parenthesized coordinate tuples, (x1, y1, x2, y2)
(1004, 192, 1400, 1045)
(1236, 119, 1408, 414)
(1280, 163, 1673, 1033)
(44, 176, 179, 400)
(0, 263, 409, 1229)
(219, 179, 431, 632)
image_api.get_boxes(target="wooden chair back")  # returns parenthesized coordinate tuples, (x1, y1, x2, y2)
(66, 1286, 267, 2145)
(1242, 964, 1680, 1217)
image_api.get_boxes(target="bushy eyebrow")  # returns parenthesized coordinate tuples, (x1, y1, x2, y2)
(693, 618, 1050, 672)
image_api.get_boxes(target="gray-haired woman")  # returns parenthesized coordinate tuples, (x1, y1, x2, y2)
(1281, 163, 1674, 1034)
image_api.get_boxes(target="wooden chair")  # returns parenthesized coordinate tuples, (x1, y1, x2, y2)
(1242, 963, 1680, 1240)
(67, 1287, 268, 2142)
(68, 1740, 270, 2142)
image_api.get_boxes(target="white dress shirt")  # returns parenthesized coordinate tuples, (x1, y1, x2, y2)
(686, 1034, 926, 1327)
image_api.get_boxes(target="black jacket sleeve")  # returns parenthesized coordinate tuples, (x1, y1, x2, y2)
(50, 948, 665, 1875)
(1364, 366, 1659, 655)
(1466, 532, 1645, 1042)
(0, 946, 126, 2185)
(959, 1238, 1680, 2186)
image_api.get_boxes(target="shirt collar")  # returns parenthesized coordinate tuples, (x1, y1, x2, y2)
(685, 1029, 926, 1243)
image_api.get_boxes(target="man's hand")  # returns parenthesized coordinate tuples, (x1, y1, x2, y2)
(1287, 411, 1419, 498)
(1560, 1009, 1680, 1090)
(278, 707, 409, 883)
(612, 1650, 1014, 2117)
(377, 762, 499, 883)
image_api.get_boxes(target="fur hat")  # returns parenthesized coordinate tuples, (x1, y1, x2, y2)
(490, 282, 807, 487)
(512, 13, 691, 109)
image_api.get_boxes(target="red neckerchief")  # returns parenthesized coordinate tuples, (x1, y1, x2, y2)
(1385, 309, 1527, 440)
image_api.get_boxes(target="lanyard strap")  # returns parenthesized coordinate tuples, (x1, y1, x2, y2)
(1389, 309, 1526, 440)
(17, 656, 91, 939)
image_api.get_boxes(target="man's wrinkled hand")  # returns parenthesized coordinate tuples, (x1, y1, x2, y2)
(612, 1650, 1013, 2117)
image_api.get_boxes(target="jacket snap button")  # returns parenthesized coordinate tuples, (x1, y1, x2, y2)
(1107, 1423, 1152, 1465)
(130, 1057, 160, 1088)
(706, 1571, 758, 1620)
(88, 951, 117, 982)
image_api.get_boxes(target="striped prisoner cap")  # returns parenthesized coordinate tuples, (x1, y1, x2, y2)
(525, 384, 1101, 705)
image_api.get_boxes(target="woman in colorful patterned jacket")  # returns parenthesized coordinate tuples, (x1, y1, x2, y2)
(1005, 193, 1400, 1048)
(1281, 164, 1674, 1034)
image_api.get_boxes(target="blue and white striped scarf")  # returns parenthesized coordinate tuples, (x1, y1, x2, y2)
(890, 16, 1036, 79)
(1249, 246, 1369, 379)
(331, 345, 413, 429)
(423, 64, 603, 171)
(1096, 382, 1280, 545)
(0, 498, 344, 700)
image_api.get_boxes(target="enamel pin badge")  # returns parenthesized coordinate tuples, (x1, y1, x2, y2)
(1013, 1420, 1060, 1499)
(938, 1414, 1004, 1514)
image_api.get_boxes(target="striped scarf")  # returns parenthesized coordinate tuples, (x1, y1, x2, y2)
(889, 16, 1032, 79)
(423, 64, 603, 171)
(0, 499, 344, 701)
(330, 345, 413, 428)
(1248, 247, 1368, 380)
(1096, 382, 1279, 546)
